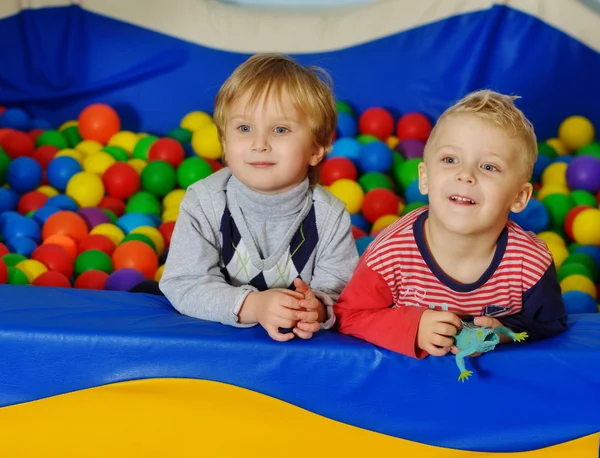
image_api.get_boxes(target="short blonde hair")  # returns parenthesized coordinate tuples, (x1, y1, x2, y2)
(426, 90, 537, 180)
(214, 53, 337, 186)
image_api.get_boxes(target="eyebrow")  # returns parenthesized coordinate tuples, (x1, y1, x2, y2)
(228, 115, 301, 124)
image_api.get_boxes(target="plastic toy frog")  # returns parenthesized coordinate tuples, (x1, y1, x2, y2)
(454, 320, 528, 382)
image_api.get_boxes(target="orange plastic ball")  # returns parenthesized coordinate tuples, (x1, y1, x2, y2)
(42, 211, 89, 244)
(112, 240, 158, 280)
(78, 104, 121, 144)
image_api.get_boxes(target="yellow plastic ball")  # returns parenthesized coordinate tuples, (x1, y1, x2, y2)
(328, 179, 364, 214)
(59, 120, 78, 132)
(76, 140, 103, 157)
(163, 189, 186, 210)
(15, 259, 48, 282)
(154, 264, 165, 282)
(537, 185, 570, 201)
(371, 214, 400, 234)
(181, 111, 213, 132)
(541, 162, 568, 188)
(537, 231, 566, 248)
(83, 151, 116, 175)
(90, 223, 125, 246)
(397, 201, 406, 215)
(560, 274, 597, 299)
(191, 123, 222, 160)
(36, 185, 59, 197)
(162, 207, 179, 223)
(108, 131, 138, 154)
(558, 116, 595, 151)
(131, 226, 165, 257)
(546, 242, 569, 270)
(572, 208, 600, 245)
(66, 171, 105, 207)
(55, 148, 83, 164)
(386, 136, 400, 150)
(137, 133, 150, 140)
(127, 158, 147, 175)
(545, 138, 568, 156)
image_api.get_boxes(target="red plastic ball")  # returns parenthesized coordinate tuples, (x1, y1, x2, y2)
(320, 157, 358, 186)
(32, 145, 59, 169)
(78, 104, 121, 144)
(78, 234, 117, 256)
(361, 188, 399, 224)
(31, 244, 74, 278)
(205, 158, 224, 173)
(158, 221, 176, 249)
(359, 107, 395, 141)
(564, 205, 593, 241)
(74, 269, 109, 290)
(112, 240, 159, 280)
(29, 129, 45, 142)
(352, 225, 367, 240)
(33, 271, 72, 288)
(396, 113, 432, 142)
(148, 138, 185, 168)
(0, 242, 9, 257)
(103, 162, 140, 199)
(0, 130, 35, 159)
(18, 191, 49, 215)
(42, 211, 89, 244)
(98, 196, 126, 217)
(0, 258, 7, 284)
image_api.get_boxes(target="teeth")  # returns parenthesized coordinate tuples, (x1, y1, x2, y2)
(451, 196, 475, 204)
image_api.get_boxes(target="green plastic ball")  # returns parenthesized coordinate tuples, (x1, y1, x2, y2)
(177, 157, 212, 189)
(358, 172, 394, 193)
(75, 250, 114, 276)
(537, 142, 557, 159)
(0, 149, 10, 185)
(541, 194, 575, 230)
(126, 192, 162, 216)
(8, 266, 29, 285)
(357, 134, 379, 145)
(168, 128, 193, 144)
(562, 252, 599, 282)
(3, 253, 27, 267)
(122, 233, 157, 252)
(141, 160, 176, 197)
(102, 146, 129, 162)
(336, 101, 353, 115)
(398, 158, 422, 190)
(575, 142, 600, 159)
(35, 130, 69, 149)
(133, 136, 158, 161)
(570, 190, 598, 207)
(62, 126, 83, 148)
(401, 201, 427, 215)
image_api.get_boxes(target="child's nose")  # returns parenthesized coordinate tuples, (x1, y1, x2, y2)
(455, 168, 476, 184)
(251, 133, 270, 153)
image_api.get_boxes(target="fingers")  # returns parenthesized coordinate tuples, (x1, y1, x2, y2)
(450, 345, 460, 355)
(474, 316, 499, 328)
(430, 333, 454, 348)
(265, 325, 296, 342)
(272, 288, 305, 300)
(296, 320, 320, 333)
(277, 294, 303, 310)
(293, 278, 310, 294)
(432, 322, 459, 338)
(296, 310, 319, 322)
(424, 343, 451, 357)
(437, 311, 463, 329)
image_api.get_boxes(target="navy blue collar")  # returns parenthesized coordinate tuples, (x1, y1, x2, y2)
(413, 210, 508, 292)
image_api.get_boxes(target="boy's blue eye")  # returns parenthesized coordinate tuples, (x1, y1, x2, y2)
(274, 127, 289, 134)
(238, 125, 251, 133)
(442, 157, 456, 164)
(482, 164, 497, 172)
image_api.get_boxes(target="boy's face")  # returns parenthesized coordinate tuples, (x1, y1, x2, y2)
(418, 113, 532, 237)
(221, 89, 324, 194)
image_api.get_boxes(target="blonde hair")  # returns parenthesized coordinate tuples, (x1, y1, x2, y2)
(426, 89, 537, 180)
(214, 53, 337, 186)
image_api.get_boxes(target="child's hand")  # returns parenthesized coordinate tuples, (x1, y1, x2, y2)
(450, 316, 509, 356)
(292, 278, 326, 339)
(247, 290, 304, 342)
(417, 309, 463, 356)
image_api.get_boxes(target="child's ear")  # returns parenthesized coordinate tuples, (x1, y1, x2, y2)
(510, 181, 533, 213)
(309, 145, 326, 166)
(418, 161, 429, 195)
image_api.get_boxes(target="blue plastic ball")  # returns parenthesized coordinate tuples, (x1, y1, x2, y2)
(2, 214, 41, 242)
(562, 290, 598, 314)
(554, 155, 573, 165)
(30, 118, 53, 130)
(337, 112, 358, 138)
(358, 141, 393, 173)
(350, 213, 371, 233)
(7, 157, 42, 194)
(0, 188, 20, 213)
(32, 206, 61, 225)
(0, 211, 22, 234)
(573, 245, 600, 268)
(6, 236, 38, 257)
(46, 194, 79, 211)
(330, 138, 362, 164)
(510, 199, 549, 233)
(47, 156, 82, 192)
(356, 235, 375, 257)
(0, 108, 31, 131)
(404, 179, 428, 205)
(532, 154, 553, 183)
(117, 213, 157, 234)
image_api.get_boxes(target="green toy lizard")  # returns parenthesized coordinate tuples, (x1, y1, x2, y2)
(454, 320, 528, 382)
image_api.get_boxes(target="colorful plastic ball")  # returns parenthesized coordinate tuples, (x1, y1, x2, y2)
(560, 274, 597, 299)
(554, 155, 573, 165)
(163, 189, 186, 210)
(99, 196, 126, 217)
(43, 234, 78, 260)
(78, 104, 121, 144)
(404, 179, 428, 205)
(78, 207, 111, 229)
(358, 107, 394, 141)
(547, 242, 570, 270)
(562, 252, 599, 282)
(0, 258, 7, 284)
(7, 266, 30, 285)
(102, 145, 129, 162)
(74, 269, 109, 289)
(3, 213, 41, 242)
(62, 125, 83, 148)
(176, 157, 212, 189)
(537, 231, 566, 248)
(6, 236, 38, 257)
(45, 195, 78, 212)
(329, 138, 361, 164)
(117, 213, 157, 234)
(76, 139, 103, 157)
(0, 188, 19, 213)
(356, 236, 375, 257)
(181, 111, 213, 132)
(133, 135, 158, 161)
(0, 149, 10, 183)
(102, 162, 140, 200)
(130, 226, 165, 257)
(35, 130, 68, 149)
(158, 221, 176, 249)
(147, 138, 185, 168)
(90, 223, 125, 246)
(75, 250, 114, 277)
(541, 162, 568, 187)
(558, 115, 595, 151)
(564, 205, 593, 240)
(397, 158, 422, 190)
(0, 130, 35, 159)
(168, 127, 192, 144)
(328, 179, 364, 214)
(66, 171, 105, 208)
(357, 172, 394, 193)
(7, 157, 42, 193)
(537, 185, 570, 200)
(122, 233, 157, 252)
(541, 194, 574, 230)
(18, 190, 48, 214)
(561, 290, 598, 314)
(566, 155, 600, 194)
(0, 108, 30, 130)
(320, 157, 357, 186)
(361, 188, 398, 224)
(78, 233, 116, 256)
(532, 154, 554, 183)
(350, 213, 370, 233)
(42, 210, 89, 244)
(396, 139, 425, 159)
(572, 208, 600, 245)
(55, 148, 84, 164)
(112, 240, 158, 280)
(162, 207, 179, 223)
(352, 225, 367, 240)
(558, 262, 593, 283)
(31, 243, 74, 278)
(546, 138, 568, 156)
(573, 245, 600, 268)
(538, 142, 558, 159)
(576, 142, 600, 160)
(47, 156, 82, 192)
(31, 145, 59, 169)
(358, 141, 393, 173)
(15, 259, 48, 283)
(140, 160, 176, 197)
(125, 192, 161, 217)
(0, 243, 9, 257)
(396, 113, 432, 142)
(127, 158, 147, 175)
(104, 268, 147, 291)
(371, 214, 400, 234)
(108, 131, 138, 153)
(570, 190, 597, 207)
(337, 112, 358, 138)
(32, 270, 71, 288)
(83, 151, 116, 175)
(2, 253, 27, 267)
(191, 123, 222, 160)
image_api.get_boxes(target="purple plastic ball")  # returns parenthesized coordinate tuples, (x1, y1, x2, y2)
(396, 139, 425, 159)
(78, 207, 111, 229)
(104, 268, 147, 291)
(566, 156, 600, 194)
